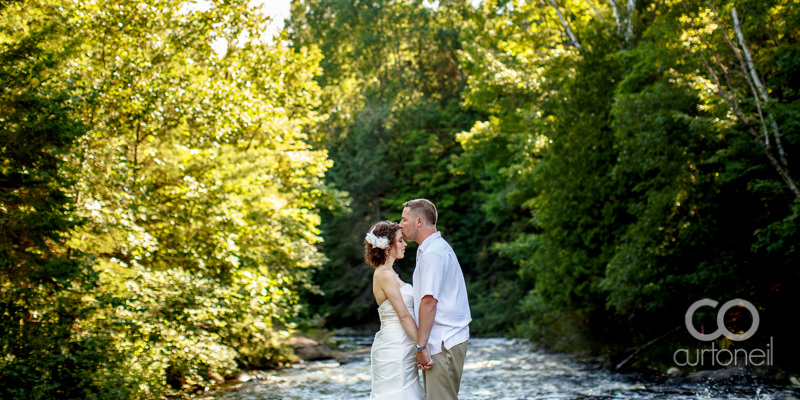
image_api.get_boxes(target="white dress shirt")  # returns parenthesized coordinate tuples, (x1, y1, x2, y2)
(412, 231, 471, 355)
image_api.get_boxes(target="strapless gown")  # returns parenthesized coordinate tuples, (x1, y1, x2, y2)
(370, 284, 426, 400)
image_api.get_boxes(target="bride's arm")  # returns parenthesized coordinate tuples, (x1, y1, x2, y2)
(376, 271, 419, 343)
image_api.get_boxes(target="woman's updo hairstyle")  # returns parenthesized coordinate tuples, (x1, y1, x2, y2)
(364, 220, 401, 268)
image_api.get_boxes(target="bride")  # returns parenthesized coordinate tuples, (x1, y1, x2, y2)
(364, 221, 427, 400)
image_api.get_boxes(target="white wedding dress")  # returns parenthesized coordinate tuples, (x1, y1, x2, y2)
(370, 284, 426, 400)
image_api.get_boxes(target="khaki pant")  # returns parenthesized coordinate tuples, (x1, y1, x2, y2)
(423, 340, 468, 400)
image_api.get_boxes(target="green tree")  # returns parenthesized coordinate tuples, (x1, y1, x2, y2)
(600, 0, 799, 366)
(288, 0, 524, 334)
(458, 0, 799, 367)
(1, 2, 133, 398)
(61, 0, 342, 391)
(2, 0, 343, 396)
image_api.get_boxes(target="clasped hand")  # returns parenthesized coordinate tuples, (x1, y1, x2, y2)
(416, 348, 433, 370)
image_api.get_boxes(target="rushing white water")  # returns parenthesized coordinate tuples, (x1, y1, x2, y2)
(200, 337, 798, 400)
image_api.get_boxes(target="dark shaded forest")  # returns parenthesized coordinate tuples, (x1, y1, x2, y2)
(1, 0, 798, 398)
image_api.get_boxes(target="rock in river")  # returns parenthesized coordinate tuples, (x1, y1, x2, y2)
(224, 371, 252, 383)
(206, 371, 225, 384)
(684, 367, 748, 383)
(289, 335, 335, 361)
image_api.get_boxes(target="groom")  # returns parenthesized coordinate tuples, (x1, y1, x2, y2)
(400, 199, 471, 400)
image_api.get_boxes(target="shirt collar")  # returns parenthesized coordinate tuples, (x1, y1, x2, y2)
(417, 231, 441, 255)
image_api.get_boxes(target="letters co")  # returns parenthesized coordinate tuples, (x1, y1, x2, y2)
(685, 298, 760, 341)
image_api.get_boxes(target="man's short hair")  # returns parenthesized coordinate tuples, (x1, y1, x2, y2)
(402, 198, 437, 227)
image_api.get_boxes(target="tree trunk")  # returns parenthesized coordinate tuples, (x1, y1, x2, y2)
(625, 0, 635, 42)
(607, 0, 621, 33)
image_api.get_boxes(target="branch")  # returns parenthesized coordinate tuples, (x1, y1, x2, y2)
(548, 0, 582, 49)
(615, 327, 681, 370)
(707, 2, 770, 148)
(732, 7, 787, 167)
(584, 0, 606, 23)
(700, 55, 800, 199)
(732, 8, 767, 104)
(680, 1, 800, 199)
(745, 1, 779, 47)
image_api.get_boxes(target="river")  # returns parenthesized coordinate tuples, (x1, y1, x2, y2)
(201, 337, 798, 400)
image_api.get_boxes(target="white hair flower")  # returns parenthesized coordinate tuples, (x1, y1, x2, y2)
(365, 228, 390, 249)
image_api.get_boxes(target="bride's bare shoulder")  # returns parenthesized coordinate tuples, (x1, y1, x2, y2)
(373, 268, 393, 282)
(376, 269, 402, 291)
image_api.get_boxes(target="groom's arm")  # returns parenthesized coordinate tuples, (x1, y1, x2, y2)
(416, 295, 437, 369)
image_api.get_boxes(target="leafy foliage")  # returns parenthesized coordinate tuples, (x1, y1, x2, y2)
(2, 0, 341, 397)
(0, 3, 132, 398)
(459, 0, 799, 366)
(288, 0, 524, 335)
(3, 0, 800, 397)
(290, 1, 798, 370)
